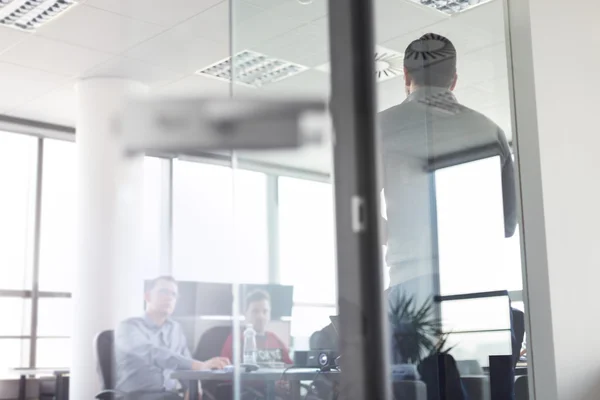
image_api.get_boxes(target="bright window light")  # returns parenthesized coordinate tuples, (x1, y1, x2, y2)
(0, 0, 77, 31)
(411, 0, 492, 15)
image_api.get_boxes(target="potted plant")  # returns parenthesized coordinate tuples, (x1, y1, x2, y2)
(388, 291, 466, 400)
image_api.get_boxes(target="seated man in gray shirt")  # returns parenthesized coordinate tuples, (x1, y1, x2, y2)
(116, 276, 230, 399)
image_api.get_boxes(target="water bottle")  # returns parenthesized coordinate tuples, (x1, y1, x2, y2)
(243, 324, 257, 364)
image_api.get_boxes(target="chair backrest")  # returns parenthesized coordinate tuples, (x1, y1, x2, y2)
(511, 308, 525, 366)
(456, 360, 484, 376)
(193, 325, 232, 362)
(514, 375, 529, 400)
(94, 330, 116, 390)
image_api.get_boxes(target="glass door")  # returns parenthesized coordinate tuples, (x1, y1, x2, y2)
(227, 0, 534, 399)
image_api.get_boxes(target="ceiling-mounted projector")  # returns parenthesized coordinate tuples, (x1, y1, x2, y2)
(120, 97, 328, 157)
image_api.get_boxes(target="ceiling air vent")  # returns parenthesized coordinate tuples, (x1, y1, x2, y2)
(0, 0, 77, 31)
(409, 0, 492, 15)
(316, 46, 404, 83)
(196, 50, 308, 88)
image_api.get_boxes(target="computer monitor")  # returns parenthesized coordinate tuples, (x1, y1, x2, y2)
(149, 280, 234, 317)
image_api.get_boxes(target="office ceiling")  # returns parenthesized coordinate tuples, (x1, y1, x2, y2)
(0, 0, 511, 174)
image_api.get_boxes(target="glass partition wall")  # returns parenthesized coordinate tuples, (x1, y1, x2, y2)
(0, 0, 532, 398)
(228, 0, 532, 399)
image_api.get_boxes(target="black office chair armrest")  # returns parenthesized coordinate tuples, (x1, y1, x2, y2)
(95, 389, 126, 399)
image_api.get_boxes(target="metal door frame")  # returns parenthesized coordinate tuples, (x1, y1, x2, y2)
(328, 1, 391, 399)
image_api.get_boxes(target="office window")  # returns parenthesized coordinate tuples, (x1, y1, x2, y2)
(36, 338, 70, 368)
(39, 139, 77, 292)
(37, 298, 72, 337)
(0, 340, 30, 372)
(278, 177, 336, 305)
(436, 157, 523, 295)
(173, 161, 269, 283)
(0, 131, 37, 290)
(278, 177, 336, 344)
(0, 298, 31, 336)
(141, 157, 168, 279)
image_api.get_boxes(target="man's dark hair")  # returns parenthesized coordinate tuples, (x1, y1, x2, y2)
(404, 33, 457, 88)
(145, 276, 177, 292)
(245, 289, 271, 311)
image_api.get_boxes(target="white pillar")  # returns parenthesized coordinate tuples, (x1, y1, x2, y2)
(512, 1, 600, 399)
(71, 78, 148, 399)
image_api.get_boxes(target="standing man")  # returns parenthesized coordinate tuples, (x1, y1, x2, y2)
(380, 33, 516, 305)
(380, 32, 517, 400)
(221, 290, 293, 365)
(115, 276, 230, 399)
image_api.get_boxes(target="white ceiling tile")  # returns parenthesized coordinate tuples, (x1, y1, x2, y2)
(478, 103, 512, 139)
(454, 85, 499, 110)
(374, 0, 445, 43)
(8, 81, 77, 127)
(37, 5, 166, 54)
(84, 0, 223, 27)
(156, 74, 231, 96)
(234, 6, 317, 49)
(266, 0, 327, 24)
(458, 42, 508, 86)
(377, 77, 406, 111)
(233, 0, 266, 21)
(242, 0, 291, 9)
(166, 1, 266, 47)
(0, 62, 66, 112)
(124, 30, 228, 75)
(261, 69, 329, 97)
(169, 1, 230, 45)
(0, 26, 30, 54)
(82, 56, 185, 87)
(253, 18, 328, 66)
(0, 36, 112, 77)
(474, 76, 510, 103)
(384, 14, 501, 55)
(453, 0, 505, 42)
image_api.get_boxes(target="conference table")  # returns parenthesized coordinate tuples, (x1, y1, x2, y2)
(172, 368, 340, 400)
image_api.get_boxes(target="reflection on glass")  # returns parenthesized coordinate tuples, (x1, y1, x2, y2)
(0, 131, 36, 290)
(378, 24, 526, 399)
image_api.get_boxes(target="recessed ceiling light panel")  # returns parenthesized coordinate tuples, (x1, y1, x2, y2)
(411, 0, 492, 15)
(317, 46, 404, 83)
(196, 50, 308, 88)
(0, 0, 77, 32)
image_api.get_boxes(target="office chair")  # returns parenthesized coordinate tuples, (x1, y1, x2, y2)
(511, 308, 525, 368)
(193, 325, 233, 361)
(193, 326, 233, 400)
(94, 330, 188, 400)
(94, 330, 126, 400)
(514, 375, 529, 400)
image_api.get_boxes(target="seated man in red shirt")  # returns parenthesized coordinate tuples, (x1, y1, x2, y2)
(221, 289, 293, 365)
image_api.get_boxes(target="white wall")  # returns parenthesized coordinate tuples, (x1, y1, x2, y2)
(521, 0, 600, 399)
